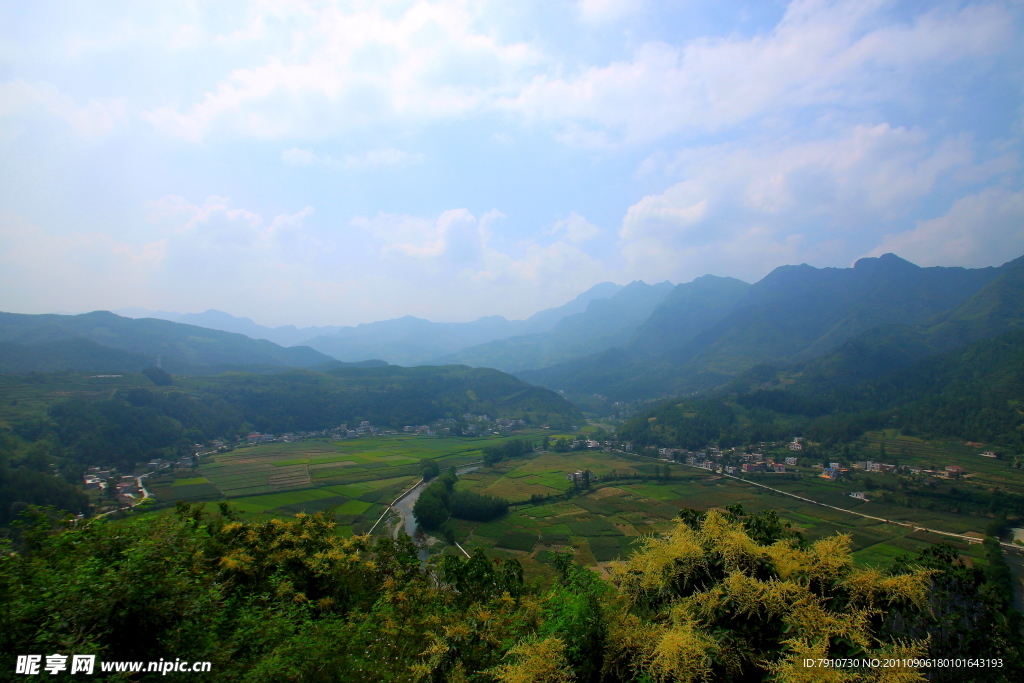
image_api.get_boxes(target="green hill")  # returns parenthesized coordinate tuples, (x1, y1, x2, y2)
(436, 280, 675, 372)
(521, 254, 1012, 403)
(0, 310, 334, 370)
(0, 364, 582, 473)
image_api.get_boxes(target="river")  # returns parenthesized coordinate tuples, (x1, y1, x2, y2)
(390, 464, 480, 561)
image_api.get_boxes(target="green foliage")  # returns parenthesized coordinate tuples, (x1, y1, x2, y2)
(420, 458, 440, 481)
(618, 399, 736, 449)
(495, 530, 537, 552)
(449, 489, 509, 522)
(412, 470, 456, 531)
(887, 542, 1024, 682)
(541, 553, 609, 682)
(142, 366, 173, 386)
(0, 309, 331, 370)
(0, 364, 579, 486)
(0, 502, 1019, 681)
(482, 438, 534, 466)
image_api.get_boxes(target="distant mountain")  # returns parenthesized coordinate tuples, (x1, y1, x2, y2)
(924, 254, 1024, 351)
(115, 281, 625, 365)
(0, 311, 334, 371)
(0, 338, 159, 373)
(626, 275, 751, 356)
(113, 308, 345, 347)
(435, 280, 674, 372)
(521, 254, 1010, 403)
(299, 281, 625, 365)
(734, 254, 1024, 395)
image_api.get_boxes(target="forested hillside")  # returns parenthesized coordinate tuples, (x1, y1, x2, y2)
(436, 280, 674, 372)
(2, 503, 1018, 682)
(522, 254, 1019, 404)
(299, 282, 624, 366)
(0, 365, 581, 523)
(622, 328, 1024, 452)
(0, 311, 333, 371)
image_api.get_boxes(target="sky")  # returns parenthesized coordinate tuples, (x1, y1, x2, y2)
(1, 0, 1022, 327)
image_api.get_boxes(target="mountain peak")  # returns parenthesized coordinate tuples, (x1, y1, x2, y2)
(853, 253, 918, 271)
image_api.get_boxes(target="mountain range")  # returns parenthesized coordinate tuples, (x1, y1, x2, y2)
(0, 311, 334, 374)
(519, 253, 1019, 404)
(5, 252, 1024, 412)
(114, 281, 626, 365)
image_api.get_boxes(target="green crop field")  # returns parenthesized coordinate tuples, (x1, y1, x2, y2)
(172, 476, 210, 486)
(139, 432, 1006, 585)
(436, 443, 1007, 585)
(140, 432, 546, 537)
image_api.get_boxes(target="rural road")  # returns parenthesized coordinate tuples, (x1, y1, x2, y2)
(614, 449, 1024, 555)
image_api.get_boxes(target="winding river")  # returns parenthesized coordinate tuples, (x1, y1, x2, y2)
(389, 464, 480, 561)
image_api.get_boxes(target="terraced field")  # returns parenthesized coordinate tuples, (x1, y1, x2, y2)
(146, 432, 541, 534)
(147, 432, 1003, 582)
(438, 448, 997, 584)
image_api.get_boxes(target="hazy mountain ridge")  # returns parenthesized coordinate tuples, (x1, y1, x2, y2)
(732, 253, 1024, 395)
(116, 281, 625, 366)
(433, 280, 675, 372)
(520, 254, 1015, 402)
(0, 311, 334, 371)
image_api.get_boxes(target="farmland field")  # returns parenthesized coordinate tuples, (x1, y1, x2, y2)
(146, 432, 541, 535)
(145, 432, 1003, 584)
(431, 446, 1003, 584)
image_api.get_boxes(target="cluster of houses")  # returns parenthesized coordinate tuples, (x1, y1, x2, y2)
(562, 439, 613, 451)
(819, 460, 969, 481)
(82, 468, 143, 505)
(654, 444, 794, 475)
(566, 470, 593, 486)
(146, 455, 194, 471)
(403, 424, 436, 435)
(82, 467, 112, 490)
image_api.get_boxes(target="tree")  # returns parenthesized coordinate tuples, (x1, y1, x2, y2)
(420, 458, 440, 481)
(606, 509, 932, 682)
(142, 366, 173, 386)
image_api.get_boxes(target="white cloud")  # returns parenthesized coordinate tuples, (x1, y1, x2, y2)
(353, 207, 612, 320)
(0, 212, 166, 312)
(618, 123, 992, 281)
(578, 0, 643, 24)
(506, 0, 1014, 146)
(142, 1, 542, 141)
(549, 211, 601, 244)
(282, 147, 424, 169)
(281, 147, 318, 166)
(0, 80, 127, 141)
(868, 187, 1024, 268)
(0, 196, 612, 326)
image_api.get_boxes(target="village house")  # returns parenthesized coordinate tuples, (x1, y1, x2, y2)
(849, 491, 869, 501)
(566, 470, 588, 485)
(945, 465, 966, 477)
(820, 468, 839, 481)
(784, 457, 798, 466)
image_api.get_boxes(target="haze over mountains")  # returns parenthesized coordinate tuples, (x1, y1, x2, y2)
(114, 281, 626, 366)
(522, 253, 1021, 404)
(4, 252, 1024, 411)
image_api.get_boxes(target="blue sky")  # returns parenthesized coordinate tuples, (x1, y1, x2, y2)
(1, 0, 1022, 327)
